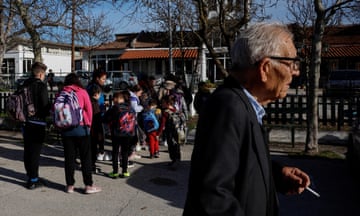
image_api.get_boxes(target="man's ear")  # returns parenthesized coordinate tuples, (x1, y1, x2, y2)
(259, 58, 271, 82)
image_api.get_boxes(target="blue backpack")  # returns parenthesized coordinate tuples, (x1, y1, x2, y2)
(142, 110, 159, 133)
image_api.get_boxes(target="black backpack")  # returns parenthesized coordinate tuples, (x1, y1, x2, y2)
(113, 105, 137, 137)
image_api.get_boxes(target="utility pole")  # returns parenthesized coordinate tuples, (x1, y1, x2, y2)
(71, 0, 76, 72)
(168, 0, 174, 74)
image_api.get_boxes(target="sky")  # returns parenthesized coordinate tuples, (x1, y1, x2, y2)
(95, 0, 291, 35)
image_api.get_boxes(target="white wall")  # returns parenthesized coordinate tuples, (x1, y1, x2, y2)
(3, 44, 74, 78)
(42, 54, 72, 77)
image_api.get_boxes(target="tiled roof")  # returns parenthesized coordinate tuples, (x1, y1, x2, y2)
(323, 45, 360, 58)
(119, 48, 198, 60)
(81, 40, 160, 51)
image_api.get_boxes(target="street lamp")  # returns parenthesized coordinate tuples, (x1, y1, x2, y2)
(168, 0, 174, 75)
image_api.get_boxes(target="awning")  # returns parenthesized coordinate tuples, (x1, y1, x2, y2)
(322, 45, 360, 58)
(119, 49, 198, 60)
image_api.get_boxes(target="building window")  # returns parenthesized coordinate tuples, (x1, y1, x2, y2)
(108, 60, 122, 71)
(174, 59, 194, 75)
(23, 59, 33, 74)
(185, 60, 193, 74)
(2, 58, 15, 74)
(75, 60, 82, 70)
(154, 60, 161, 75)
(206, 52, 229, 82)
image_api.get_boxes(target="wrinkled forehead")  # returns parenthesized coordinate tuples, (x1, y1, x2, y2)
(277, 33, 297, 57)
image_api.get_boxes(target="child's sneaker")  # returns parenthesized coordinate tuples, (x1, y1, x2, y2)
(154, 151, 160, 158)
(121, 172, 130, 178)
(84, 185, 102, 194)
(129, 152, 141, 160)
(127, 161, 135, 168)
(103, 152, 112, 161)
(97, 153, 105, 161)
(66, 185, 74, 193)
(108, 172, 120, 179)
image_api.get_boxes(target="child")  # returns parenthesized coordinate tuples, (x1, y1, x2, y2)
(142, 100, 160, 158)
(104, 91, 136, 178)
(158, 95, 185, 170)
(89, 84, 102, 173)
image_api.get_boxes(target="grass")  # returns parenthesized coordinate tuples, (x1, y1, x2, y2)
(0, 113, 9, 118)
(186, 115, 198, 131)
(288, 150, 345, 160)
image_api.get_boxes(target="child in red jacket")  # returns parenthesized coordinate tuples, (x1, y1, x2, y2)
(142, 100, 160, 158)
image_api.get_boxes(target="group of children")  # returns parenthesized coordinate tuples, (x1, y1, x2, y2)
(88, 86, 187, 179)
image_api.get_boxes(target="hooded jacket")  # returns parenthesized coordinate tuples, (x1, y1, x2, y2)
(61, 85, 93, 136)
(23, 77, 50, 122)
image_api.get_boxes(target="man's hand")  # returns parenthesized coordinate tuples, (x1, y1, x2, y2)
(281, 167, 311, 195)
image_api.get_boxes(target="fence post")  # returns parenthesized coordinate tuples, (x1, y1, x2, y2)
(331, 98, 336, 126)
(321, 95, 327, 126)
(337, 98, 344, 130)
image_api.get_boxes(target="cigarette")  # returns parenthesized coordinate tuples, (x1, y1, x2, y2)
(306, 187, 320, 198)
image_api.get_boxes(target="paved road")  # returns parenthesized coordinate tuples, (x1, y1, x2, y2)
(0, 130, 191, 216)
(1, 129, 359, 216)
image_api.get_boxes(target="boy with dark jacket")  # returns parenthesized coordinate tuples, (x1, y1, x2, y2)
(22, 62, 50, 189)
(89, 85, 102, 172)
(104, 91, 136, 178)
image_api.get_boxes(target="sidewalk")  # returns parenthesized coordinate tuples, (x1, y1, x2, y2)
(1, 129, 359, 216)
(0, 130, 192, 216)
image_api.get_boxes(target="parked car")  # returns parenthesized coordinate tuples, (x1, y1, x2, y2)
(15, 74, 30, 88)
(76, 70, 92, 87)
(324, 69, 360, 97)
(107, 71, 138, 90)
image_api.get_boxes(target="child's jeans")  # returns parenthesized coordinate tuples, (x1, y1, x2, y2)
(112, 136, 132, 174)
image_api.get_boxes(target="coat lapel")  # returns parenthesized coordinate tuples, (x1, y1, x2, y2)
(225, 78, 271, 197)
(251, 121, 271, 195)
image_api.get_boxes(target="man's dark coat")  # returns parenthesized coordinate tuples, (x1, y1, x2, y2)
(183, 76, 281, 216)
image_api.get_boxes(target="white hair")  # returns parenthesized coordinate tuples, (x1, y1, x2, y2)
(231, 22, 294, 70)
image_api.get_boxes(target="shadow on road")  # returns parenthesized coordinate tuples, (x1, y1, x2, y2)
(126, 160, 190, 209)
(273, 155, 360, 216)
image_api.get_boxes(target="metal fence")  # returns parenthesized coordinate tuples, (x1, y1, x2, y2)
(0, 92, 359, 130)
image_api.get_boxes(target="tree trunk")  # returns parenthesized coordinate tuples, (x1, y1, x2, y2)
(305, 6, 326, 153)
(0, 0, 5, 71)
(14, 0, 43, 62)
(31, 33, 42, 62)
(196, 0, 228, 79)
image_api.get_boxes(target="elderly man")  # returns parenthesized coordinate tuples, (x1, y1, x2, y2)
(183, 23, 310, 216)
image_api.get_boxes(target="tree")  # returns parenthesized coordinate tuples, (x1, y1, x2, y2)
(12, 0, 114, 69)
(194, 0, 278, 78)
(287, 0, 359, 153)
(75, 11, 114, 72)
(117, 0, 275, 80)
(193, 0, 252, 78)
(13, 0, 70, 62)
(0, 0, 16, 70)
(0, 0, 25, 71)
(62, 0, 114, 71)
(119, 0, 198, 69)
